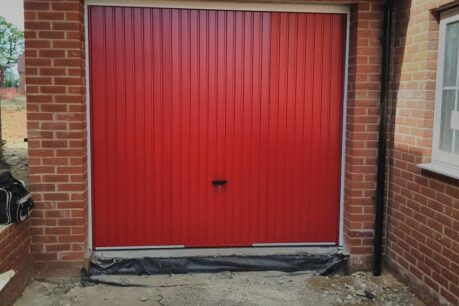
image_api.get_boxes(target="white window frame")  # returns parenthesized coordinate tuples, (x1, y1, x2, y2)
(430, 8, 459, 170)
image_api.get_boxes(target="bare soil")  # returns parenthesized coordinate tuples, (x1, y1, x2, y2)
(14, 271, 424, 306)
(0, 95, 28, 184)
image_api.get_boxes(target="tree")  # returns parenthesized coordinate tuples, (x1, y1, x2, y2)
(3, 69, 18, 87)
(0, 17, 24, 86)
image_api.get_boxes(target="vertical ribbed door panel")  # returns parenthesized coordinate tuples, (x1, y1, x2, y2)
(89, 6, 346, 248)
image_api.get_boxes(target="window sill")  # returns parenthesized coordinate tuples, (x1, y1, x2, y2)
(417, 163, 459, 180)
(0, 224, 11, 235)
(0, 270, 15, 293)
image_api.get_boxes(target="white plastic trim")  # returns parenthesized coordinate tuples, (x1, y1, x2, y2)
(0, 270, 15, 293)
(85, 0, 349, 14)
(0, 224, 11, 235)
(418, 162, 459, 180)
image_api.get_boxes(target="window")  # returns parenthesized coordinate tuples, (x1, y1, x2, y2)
(429, 9, 459, 173)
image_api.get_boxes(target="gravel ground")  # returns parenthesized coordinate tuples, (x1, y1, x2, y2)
(14, 271, 424, 306)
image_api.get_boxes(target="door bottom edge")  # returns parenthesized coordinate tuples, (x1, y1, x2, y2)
(92, 245, 342, 259)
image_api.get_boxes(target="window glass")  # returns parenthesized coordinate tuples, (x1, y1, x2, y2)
(455, 129, 459, 154)
(440, 89, 455, 153)
(443, 21, 459, 87)
(455, 90, 459, 154)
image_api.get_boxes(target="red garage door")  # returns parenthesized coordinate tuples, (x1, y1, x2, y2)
(89, 6, 346, 248)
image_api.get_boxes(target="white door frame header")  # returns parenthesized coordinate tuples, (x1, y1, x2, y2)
(85, 0, 350, 14)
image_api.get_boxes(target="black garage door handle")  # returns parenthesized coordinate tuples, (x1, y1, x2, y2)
(212, 180, 228, 186)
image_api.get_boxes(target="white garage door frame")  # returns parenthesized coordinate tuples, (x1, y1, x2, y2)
(84, 0, 350, 254)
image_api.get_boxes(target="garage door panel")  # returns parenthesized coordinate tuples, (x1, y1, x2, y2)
(142, 8, 154, 245)
(89, 6, 107, 245)
(104, 7, 118, 245)
(222, 10, 236, 245)
(188, 9, 199, 245)
(319, 14, 332, 241)
(151, 8, 164, 245)
(89, 6, 346, 248)
(257, 12, 272, 244)
(179, 9, 192, 245)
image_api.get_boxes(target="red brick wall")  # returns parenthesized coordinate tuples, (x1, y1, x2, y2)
(24, 0, 88, 276)
(0, 222, 32, 306)
(23, 0, 382, 275)
(344, 0, 382, 270)
(387, 0, 459, 305)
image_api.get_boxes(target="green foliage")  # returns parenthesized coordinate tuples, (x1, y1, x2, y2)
(0, 16, 24, 68)
(3, 68, 18, 87)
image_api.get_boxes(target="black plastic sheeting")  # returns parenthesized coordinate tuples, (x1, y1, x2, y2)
(86, 253, 347, 277)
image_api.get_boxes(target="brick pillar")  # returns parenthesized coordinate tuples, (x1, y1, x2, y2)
(344, 1, 383, 270)
(24, 0, 87, 275)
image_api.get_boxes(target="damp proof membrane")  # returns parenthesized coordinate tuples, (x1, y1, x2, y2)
(86, 253, 347, 277)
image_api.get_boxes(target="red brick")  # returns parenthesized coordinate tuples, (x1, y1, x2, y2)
(40, 67, 66, 76)
(26, 40, 51, 48)
(52, 22, 80, 31)
(24, 21, 50, 30)
(38, 31, 65, 39)
(39, 49, 66, 58)
(52, 2, 81, 11)
(24, 2, 50, 10)
(40, 85, 66, 94)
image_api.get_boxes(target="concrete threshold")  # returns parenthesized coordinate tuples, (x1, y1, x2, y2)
(92, 246, 342, 259)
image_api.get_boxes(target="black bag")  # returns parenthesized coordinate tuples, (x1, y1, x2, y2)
(0, 171, 34, 224)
